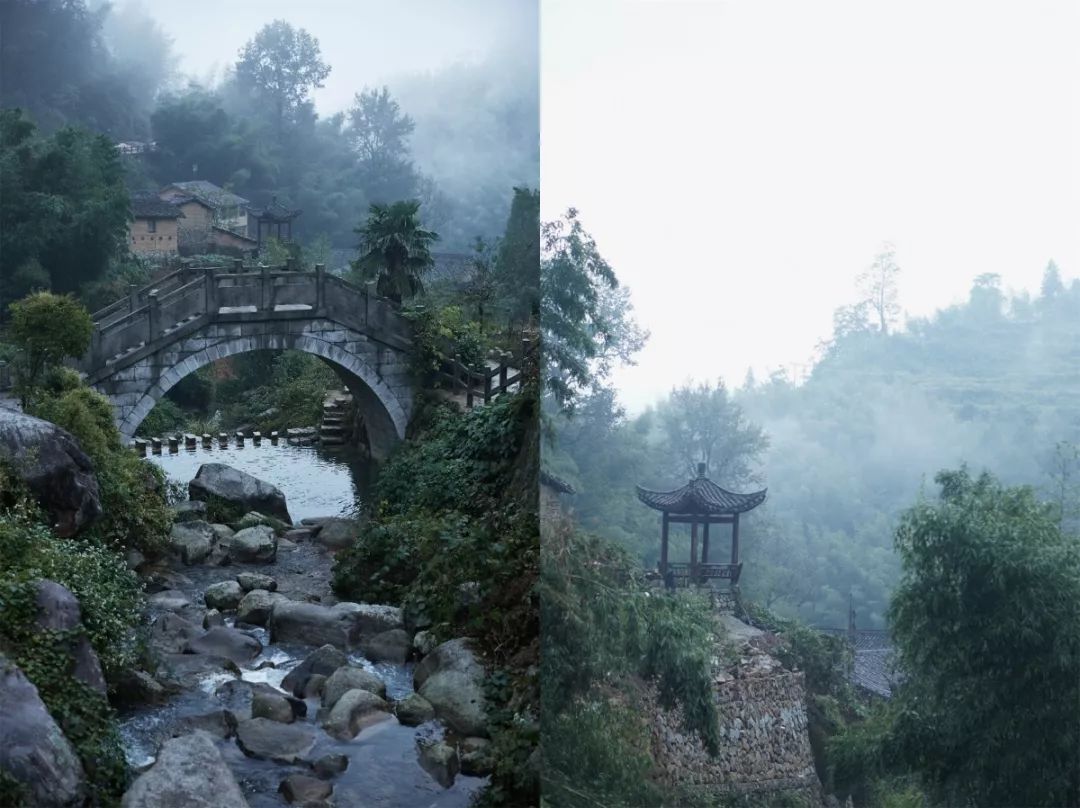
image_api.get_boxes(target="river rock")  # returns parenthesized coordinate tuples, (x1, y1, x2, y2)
(236, 589, 287, 626)
(171, 500, 208, 522)
(121, 730, 246, 808)
(189, 463, 292, 523)
(171, 709, 237, 740)
(320, 688, 390, 740)
(413, 630, 437, 657)
(0, 409, 101, 536)
(312, 517, 359, 549)
(204, 580, 244, 611)
(237, 572, 277, 592)
(321, 666, 387, 710)
(460, 737, 494, 777)
(156, 653, 240, 690)
(184, 626, 262, 664)
(203, 609, 225, 629)
(302, 674, 327, 698)
(418, 740, 459, 788)
(361, 628, 412, 664)
(147, 589, 192, 612)
(415, 638, 489, 737)
(236, 717, 317, 763)
(169, 521, 214, 565)
(279, 774, 332, 805)
(34, 580, 107, 695)
(270, 601, 364, 648)
(231, 525, 277, 563)
(311, 753, 348, 778)
(150, 613, 204, 654)
(395, 693, 435, 726)
(0, 653, 87, 806)
(232, 511, 291, 535)
(349, 603, 405, 636)
(114, 669, 166, 707)
(252, 688, 297, 724)
(280, 645, 347, 697)
(210, 523, 235, 542)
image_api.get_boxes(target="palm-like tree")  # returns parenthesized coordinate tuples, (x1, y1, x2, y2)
(351, 200, 439, 302)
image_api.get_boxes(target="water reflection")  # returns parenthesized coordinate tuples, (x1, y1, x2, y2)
(145, 441, 373, 522)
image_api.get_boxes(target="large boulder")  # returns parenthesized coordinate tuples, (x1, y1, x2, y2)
(188, 463, 291, 523)
(204, 580, 244, 611)
(236, 589, 287, 627)
(237, 572, 277, 592)
(311, 517, 359, 550)
(0, 409, 100, 536)
(235, 717, 316, 763)
(415, 638, 489, 737)
(121, 731, 247, 808)
(321, 665, 387, 709)
(184, 627, 262, 665)
(319, 688, 390, 740)
(418, 741, 459, 788)
(168, 521, 215, 565)
(230, 525, 277, 563)
(171, 500, 208, 523)
(0, 654, 86, 806)
(395, 693, 435, 726)
(34, 580, 107, 695)
(361, 628, 411, 664)
(279, 774, 332, 805)
(155, 653, 240, 690)
(280, 645, 347, 697)
(270, 601, 368, 648)
(149, 613, 204, 655)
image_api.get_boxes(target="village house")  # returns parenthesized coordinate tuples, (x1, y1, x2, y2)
(159, 180, 258, 257)
(129, 192, 183, 258)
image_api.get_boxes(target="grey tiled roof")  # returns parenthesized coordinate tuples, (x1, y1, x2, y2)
(636, 476, 767, 514)
(131, 192, 183, 219)
(854, 647, 896, 698)
(163, 181, 249, 210)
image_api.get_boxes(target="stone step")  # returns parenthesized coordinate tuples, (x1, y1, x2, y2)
(320, 425, 346, 436)
(320, 436, 346, 446)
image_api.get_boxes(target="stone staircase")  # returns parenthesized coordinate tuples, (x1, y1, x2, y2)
(319, 392, 354, 447)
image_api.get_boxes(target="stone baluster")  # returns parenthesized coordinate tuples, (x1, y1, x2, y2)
(147, 291, 160, 342)
(261, 265, 271, 311)
(204, 266, 217, 317)
(315, 263, 326, 311)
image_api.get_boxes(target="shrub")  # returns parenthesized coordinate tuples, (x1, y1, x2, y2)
(7, 292, 93, 402)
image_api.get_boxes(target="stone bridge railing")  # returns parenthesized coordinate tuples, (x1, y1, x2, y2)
(82, 262, 410, 380)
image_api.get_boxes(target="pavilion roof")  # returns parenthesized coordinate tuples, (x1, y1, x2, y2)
(636, 465, 766, 514)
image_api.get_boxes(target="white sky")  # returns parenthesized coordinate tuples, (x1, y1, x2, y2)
(541, 0, 1080, 412)
(137, 0, 535, 115)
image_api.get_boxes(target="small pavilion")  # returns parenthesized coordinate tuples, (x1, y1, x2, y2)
(636, 463, 766, 588)
(249, 197, 302, 249)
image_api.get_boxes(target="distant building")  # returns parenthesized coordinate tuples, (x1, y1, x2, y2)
(129, 192, 183, 258)
(160, 181, 251, 234)
(158, 181, 257, 257)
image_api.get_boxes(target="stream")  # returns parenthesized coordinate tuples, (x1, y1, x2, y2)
(121, 441, 487, 806)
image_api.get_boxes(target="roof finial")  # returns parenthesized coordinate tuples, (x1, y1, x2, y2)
(697, 462, 707, 478)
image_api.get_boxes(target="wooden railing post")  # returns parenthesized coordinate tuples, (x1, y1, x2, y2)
(499, 361, 508, 391)
(315, 263, 326, 311)
(147, 291, 160, 342)
(484, 370, 493, 404)
(204, 267, 217, 317)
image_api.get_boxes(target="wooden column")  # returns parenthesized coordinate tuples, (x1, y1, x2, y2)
(731, 513, 740, 565)
(660, 512, 670, 574)
(690, 521, 699, 584)
(702, 520, 710, 564)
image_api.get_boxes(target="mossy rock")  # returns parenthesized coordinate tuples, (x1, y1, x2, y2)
(230, 511, 291, 535)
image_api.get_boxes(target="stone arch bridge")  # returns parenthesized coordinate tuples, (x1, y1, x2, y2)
(81, 263, 417, 458)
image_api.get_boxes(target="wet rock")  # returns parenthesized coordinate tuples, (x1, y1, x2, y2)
(34, 580, 107, 695)
(252, 687, 302, 724)
(171, 709, 237, 740)
(184, 626, 262, 664)
(203, 609, 225, 629)
(277, 537, 298, 551)
(415, 638, 489, 737)
(114, 669, 166, 707)
(236, 589, 287, 626)
(189, 463, 292, 523)
(320, 688, 390, 740)
(121, 730, 246, 808)
(418, 740, 460, 788)
(204, 580, 244, 611)
(284, 527, 315, 542)
(230, 525, 277, 563)
(169, 521, 215, 565)
(0, 409, 101, 536)
(361, 628, 412, 664)
(214, 679, 258, 722)
(235, 717, 317, 763)
(302, 674, 327, 698)
(279, 774, 332, 805)
(349, 603, 405, 636)
(143, 570, 194, 595)
(311, 753, 348, 778)
(147, 589, 192, 612)
(171, 499, 207, 523)
(237, 572, 277, 592)
(150, 613, 204, 654)
(210, 523, 235, 543)
(311, 517, 359, 549)
(395, 693, 435, 726)
(460, 737, 494, 777)
(322, 665, 387, 709)
(0, 653, 87, 806)
(270, 601, 362, 648)
(281, 645, 347, 697)
(413, 630, 437, 657)
(156, 653, 240, 690)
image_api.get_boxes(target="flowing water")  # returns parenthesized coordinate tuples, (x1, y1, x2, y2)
(123, 441, 488, 806)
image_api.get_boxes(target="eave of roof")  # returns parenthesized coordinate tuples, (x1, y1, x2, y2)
(635, 477, 767, 514)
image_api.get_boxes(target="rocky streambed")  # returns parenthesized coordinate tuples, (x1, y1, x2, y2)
(120, 463, 492, 807)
